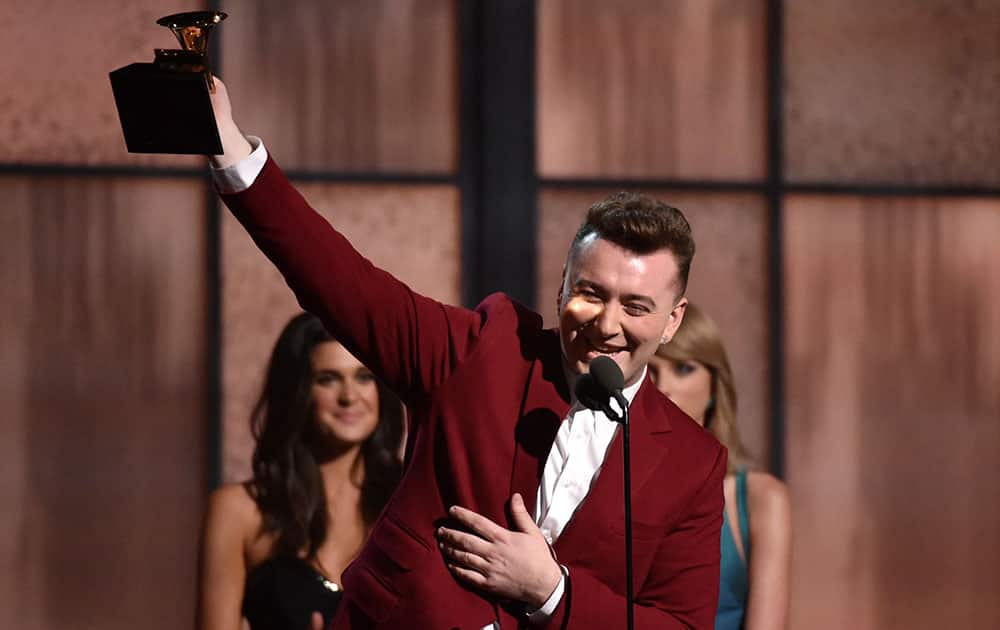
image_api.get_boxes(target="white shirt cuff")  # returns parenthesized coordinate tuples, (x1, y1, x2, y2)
(210, 135, 268, 193)
(526, 565, 568, 625)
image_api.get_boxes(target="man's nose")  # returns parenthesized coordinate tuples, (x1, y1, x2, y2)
(594, 303, 620, 336)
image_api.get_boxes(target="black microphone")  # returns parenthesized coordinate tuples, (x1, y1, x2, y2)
(573, 371, 610, 415)
(588, 355, 627, 421)
(574, 355, 635, 630)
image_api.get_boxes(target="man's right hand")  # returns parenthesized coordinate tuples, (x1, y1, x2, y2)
(208, 76, 252, 168)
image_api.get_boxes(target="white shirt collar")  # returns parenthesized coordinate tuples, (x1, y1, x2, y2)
(621, 365, 646, 405)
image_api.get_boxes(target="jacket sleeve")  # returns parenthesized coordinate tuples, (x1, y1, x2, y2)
(220, 155, 485, 406)
(544, 444, 727, 630)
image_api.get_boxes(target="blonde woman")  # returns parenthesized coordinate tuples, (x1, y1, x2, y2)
(649, 304, 790, 630)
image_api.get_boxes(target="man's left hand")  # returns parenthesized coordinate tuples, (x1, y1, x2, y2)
(436, 493, 562, 609)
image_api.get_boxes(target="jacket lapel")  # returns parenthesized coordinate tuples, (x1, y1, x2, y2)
(553, 375, 672, 552)
(509, 330, 571, 515)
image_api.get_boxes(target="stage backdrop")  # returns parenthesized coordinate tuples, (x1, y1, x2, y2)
(2, 2, 998, 630)
(1, 1, 210, 630)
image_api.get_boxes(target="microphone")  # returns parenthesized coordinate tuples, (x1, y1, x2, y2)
(573, 371, 610, 414)
(588, 356, 627, 420)
(573, 355, 635, 630)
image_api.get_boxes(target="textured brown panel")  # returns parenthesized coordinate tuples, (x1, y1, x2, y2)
(785, 2, 1000, 186)
(220, 0, 457, 173)
(784, 196, 1000, 629)
(537, 189, 771, 466)
(537, 0, 767, 181)
(0, 0, 207, 166)
(222, 184, 461, 482)
(0, 177, 207, 630)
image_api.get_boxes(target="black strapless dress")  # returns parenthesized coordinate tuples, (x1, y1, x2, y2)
(242, 556, 343, 630)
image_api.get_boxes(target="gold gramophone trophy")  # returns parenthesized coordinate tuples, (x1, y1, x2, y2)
(109, 11, 227, 155)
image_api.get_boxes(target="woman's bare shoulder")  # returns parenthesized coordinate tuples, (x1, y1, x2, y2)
(745, 471, 790, 529)
(206, 481, 261, 532)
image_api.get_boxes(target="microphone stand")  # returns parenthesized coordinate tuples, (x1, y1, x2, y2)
(575, 364, 634, 630)
(604, 392, 634, 630)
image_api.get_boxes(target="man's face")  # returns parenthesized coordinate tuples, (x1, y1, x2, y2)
(558, 236, 687, 387)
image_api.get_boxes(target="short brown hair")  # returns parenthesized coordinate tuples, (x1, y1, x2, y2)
(570, 192, 695, 296)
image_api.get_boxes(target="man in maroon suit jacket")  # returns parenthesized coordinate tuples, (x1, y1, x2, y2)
(210, 80, 725, 629)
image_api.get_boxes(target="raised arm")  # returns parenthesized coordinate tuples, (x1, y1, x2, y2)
(743, 472, 791, 630)
(206, 78, 486, 404)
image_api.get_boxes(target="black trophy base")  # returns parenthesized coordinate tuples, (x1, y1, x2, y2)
(109, 62, 223, 155)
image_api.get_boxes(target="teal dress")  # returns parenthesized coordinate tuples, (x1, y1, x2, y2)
(716, 469, 750, 630)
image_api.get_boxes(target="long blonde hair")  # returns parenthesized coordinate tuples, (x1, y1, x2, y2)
(656, 303, 752, 472)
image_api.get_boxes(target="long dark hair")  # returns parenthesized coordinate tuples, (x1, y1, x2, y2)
(246, 312, 404, 560)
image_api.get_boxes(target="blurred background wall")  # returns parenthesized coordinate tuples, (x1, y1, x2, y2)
(1, 1, 997, 629)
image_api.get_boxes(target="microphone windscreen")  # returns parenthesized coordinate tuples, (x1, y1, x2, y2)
(574, 373, 607, 411)
(590, 355, 625, 393)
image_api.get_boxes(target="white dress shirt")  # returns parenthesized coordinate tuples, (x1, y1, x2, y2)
(536, 367, 644, 543)
(211, 138, 647, 627)
(210, 135, 267, 192)
(526, 366, 645, 622)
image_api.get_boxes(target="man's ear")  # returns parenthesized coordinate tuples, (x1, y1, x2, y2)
(661, 297, 688, 344)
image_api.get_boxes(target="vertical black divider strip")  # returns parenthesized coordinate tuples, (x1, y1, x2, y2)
(766, 0, 786, 479)
(461, 1, 538, 308)
(459, 0, 483, 308)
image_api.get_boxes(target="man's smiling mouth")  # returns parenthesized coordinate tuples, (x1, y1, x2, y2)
(583, 337, 628, 357)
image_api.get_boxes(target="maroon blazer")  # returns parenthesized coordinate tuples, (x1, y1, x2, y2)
(222, 157, 726, 629)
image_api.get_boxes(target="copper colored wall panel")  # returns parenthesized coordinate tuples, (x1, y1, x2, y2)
(0, 1, 206, 167)
(220, 0, 457, 173)
(0, 177, 207, 630)
(222, 184, 461, 482)
(785, 2, 1000, 186)
(536, 189, 772, 467)
(784, 196, 1000, 629)
(537, 0, 767, 181)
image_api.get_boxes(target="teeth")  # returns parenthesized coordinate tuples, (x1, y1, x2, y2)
(589, 344, 619, 354)
(583, 338, 624, 354)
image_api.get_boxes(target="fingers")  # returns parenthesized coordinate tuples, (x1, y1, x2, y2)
(440, 543, 492, 575)
(207, 75, 230, 113)
(447, 562, 489, 589)
(310, 612, 324, 630)
(447, 505, 505, 542)
(437, 525, 492, 578)
(436, 526, 491, 557)
(508, 493, 538, 533)
(437, 503, 554, 603)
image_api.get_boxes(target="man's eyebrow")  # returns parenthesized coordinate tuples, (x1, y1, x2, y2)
(572, 279, 613, 296)
(574, 279, 658, 308)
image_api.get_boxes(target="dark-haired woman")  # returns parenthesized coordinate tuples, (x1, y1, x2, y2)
(197, 313, 405, 630)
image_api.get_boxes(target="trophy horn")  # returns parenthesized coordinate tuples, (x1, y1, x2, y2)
(155, 11, 227, 90)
